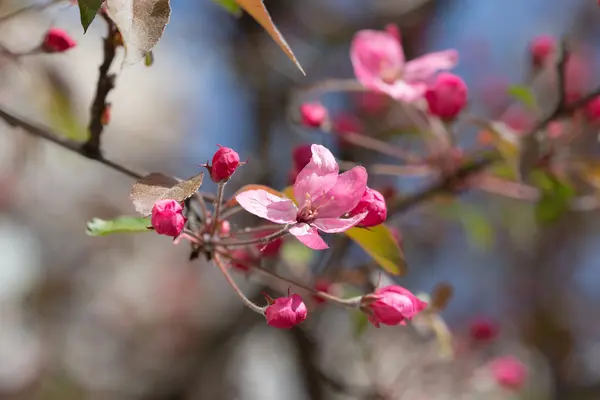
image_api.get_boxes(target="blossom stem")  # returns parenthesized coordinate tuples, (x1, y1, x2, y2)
(216, 249, 360, 308)
(217, 226, 290, 248)
(211, 182, 226, 234)
(192, 193, 209, 221)
(213, 254, 266, 315)
(219, 205, 243, 220)
(220, 224, 282, 239)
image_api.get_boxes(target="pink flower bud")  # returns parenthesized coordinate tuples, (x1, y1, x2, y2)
(151, 199, 186, 237)
(585, 96, 600, 122)
(255, 233, 283, 257)
(219, 220, 231, 235)
(349, 187, 387, 228)
(292, 144, 313, 171)
(264, 293, 308, 329)
(207, 145, 241, 182)
(300, 102, 327, 128)
(469, 317, 498, 342)
(230, 249, 254, 273)
(425, 73, 468, 120)
(529, 35, 555, 69)
(312, 279, 331, 305)
(489, 356, 528, 390)
(384, 24, 401, 42)
(42, 28, 77, 53)
(360, 285, 427, 327)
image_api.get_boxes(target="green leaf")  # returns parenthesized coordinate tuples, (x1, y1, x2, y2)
(212, 0, 242, 15)
(532, 171, 575, 224)
(507, 85, 538, 110)
(86, 216, 152, 236)
(345, 225, 405, 275)
(77, 0, 104, 32)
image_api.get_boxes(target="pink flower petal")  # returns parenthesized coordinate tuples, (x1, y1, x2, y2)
(373, 79, 427, 102)
(293, 145, 339, 205)
(317, 166, 368, 218)
(236, 190, 297, 224)
(351, 30, 405, 91)
(403, 50, 458, 83)
(312, 212, 368, 233)
(289, 223, 329, 250)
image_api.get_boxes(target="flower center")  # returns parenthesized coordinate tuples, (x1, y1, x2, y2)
(379, 60, 402, 84)
(296, 194, 335, 224)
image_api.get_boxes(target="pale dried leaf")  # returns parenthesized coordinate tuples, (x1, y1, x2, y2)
(236, 0, 305, 75)
(130, 172, 203, 215)
(106, 0, 171, 66)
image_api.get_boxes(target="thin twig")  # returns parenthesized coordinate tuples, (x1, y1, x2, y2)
(217, 225, 290, 248)
(213, 254, 266, 314)
(210, 182, 226, 234)
(81, 12, 119, 157)
(216, 249, 360, 308)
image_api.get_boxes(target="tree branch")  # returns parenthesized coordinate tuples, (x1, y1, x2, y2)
(81, 11, 119, 158)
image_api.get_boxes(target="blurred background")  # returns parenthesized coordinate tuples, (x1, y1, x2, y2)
(1, 0, 600, 399)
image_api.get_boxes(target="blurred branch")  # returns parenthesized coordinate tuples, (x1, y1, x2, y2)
(81, 11, 119, 157)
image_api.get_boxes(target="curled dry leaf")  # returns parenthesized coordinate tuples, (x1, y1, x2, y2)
(236, 0, 305, 75)
(130, 172, 204, 216)
(106, 0, 171, 66)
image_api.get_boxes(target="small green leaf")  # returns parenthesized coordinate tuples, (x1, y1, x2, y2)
(532, 171, 575, 224)
(345, 225, 406, 275)
(507, 85, 538, 110)
(86, 216, 152, 236)
(212, 0, 242, 15)
(77, 0, 104, 32)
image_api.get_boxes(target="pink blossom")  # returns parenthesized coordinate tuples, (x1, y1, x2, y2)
(469, 317, 499, 342)
(151, 199, 186, 237)
(425, 73, 468, 120)
(585, 96, 600, 122)
(300, 102, 328, 128)
(360, 285, 428, 327)
(42, 28, 77, 53)
(204, 145, 242, 182)
(265, 293, 308, 329)
(236, 144, 368, 250)
(292, 144, 313, 171)
(529, 35, 555, 69)
(349, 187, 387, 228)
(489, 356, 528, 390)
(351, 26, 458, 102)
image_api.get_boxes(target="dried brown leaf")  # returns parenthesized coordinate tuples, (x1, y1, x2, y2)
(130, 172, 203, 215)
(106, 0, 171, 66)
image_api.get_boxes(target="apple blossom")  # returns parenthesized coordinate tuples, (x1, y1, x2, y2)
(360, 285, 427, 327)
(235, 144, 368, 250)
(42, 28, 77, 53)
(349, 187, 387, 228)
(265, 293, 308, 329)
(203, 146, 242, 183)
(425, 73, 468, 120)
(351, 25, 458, 102)
(300, 102, 328, 128)
(151, 199, 186, 237)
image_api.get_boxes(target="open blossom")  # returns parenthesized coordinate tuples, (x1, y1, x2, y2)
(265, 293, 308, 329)
(360, 285, 428, 327)
(236, 144, 368, 250)
(151, 199, 186, 237)
(489, 356, 528, 390)
(42, 28, 77, 53)
(351, 26, 458, 102)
